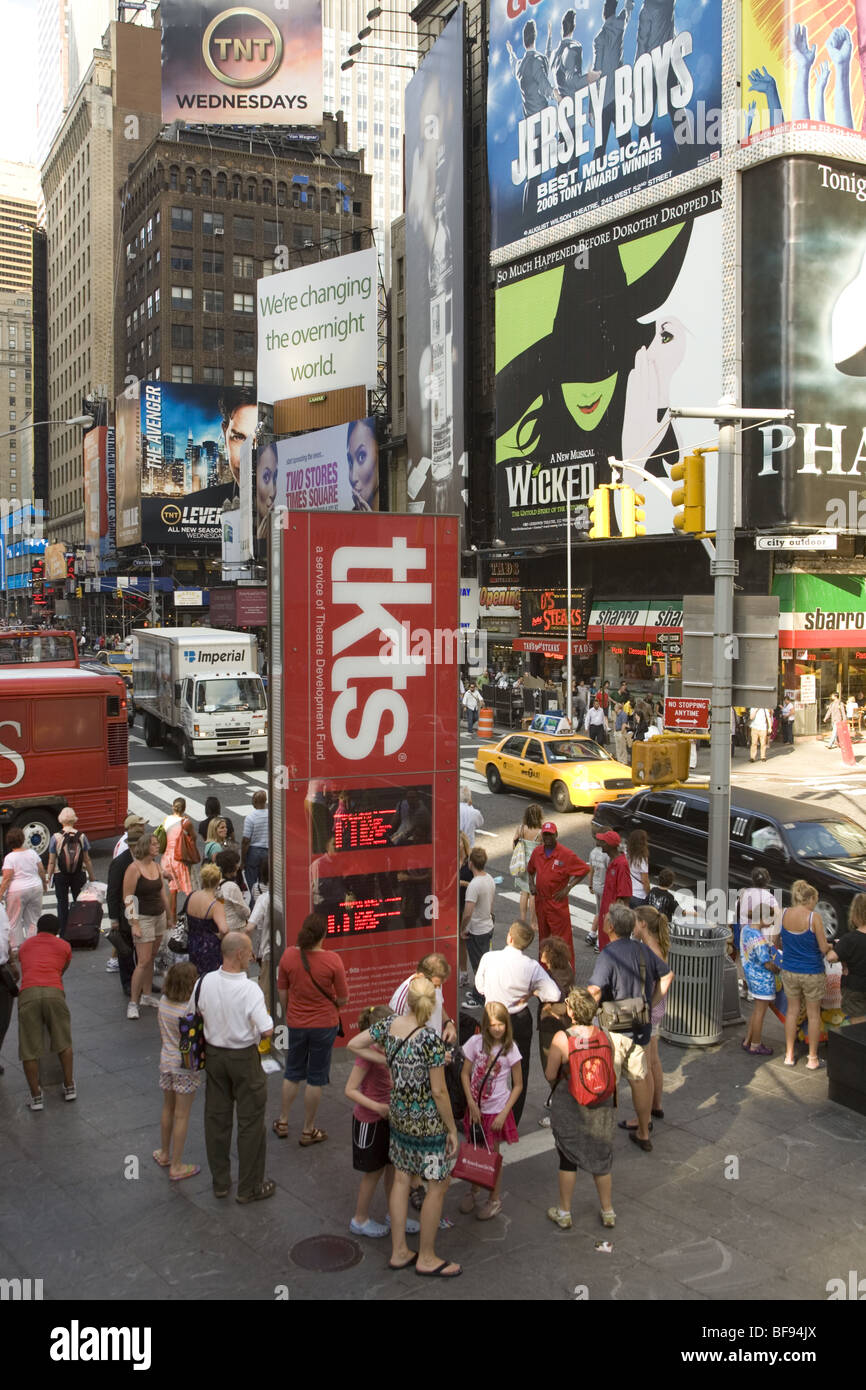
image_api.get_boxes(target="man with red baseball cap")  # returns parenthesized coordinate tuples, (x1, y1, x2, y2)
(596, 830, 633, 950)
(527, 823, 589, 968)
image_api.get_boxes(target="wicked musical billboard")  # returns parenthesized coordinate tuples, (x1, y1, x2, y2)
(486, 0, 722, 253)
(742, 156, 866, 529)
(742, 0, 866, 146)
(494, 185, 722, 546)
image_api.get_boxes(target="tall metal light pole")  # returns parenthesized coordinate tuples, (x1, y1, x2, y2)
(669, 405, 792, 906)
(140, 544, 158, 627)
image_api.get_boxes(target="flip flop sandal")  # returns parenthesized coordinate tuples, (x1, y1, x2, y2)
(805, 1059, 825, 1070)
(651, 1109, 664, 1119)
(299, 1128, 327, 1146)
(170, 1164, 201, 1182)
(618, 1120, 653, 1133)
(387, 1252, 418, 1271)
(153, 1150, 171, 1168)
(272, 1119, 289, 1139)
(416, 1260, 462, 1278)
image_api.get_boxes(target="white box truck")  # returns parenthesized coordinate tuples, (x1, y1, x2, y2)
(132, 628, 267, 771)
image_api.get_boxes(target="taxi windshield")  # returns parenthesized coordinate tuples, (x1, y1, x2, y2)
(545, 740, 610, 763)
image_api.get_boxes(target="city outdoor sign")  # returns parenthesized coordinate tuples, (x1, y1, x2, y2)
(665, 696, 710, 730)
(755, 534, 838, 550)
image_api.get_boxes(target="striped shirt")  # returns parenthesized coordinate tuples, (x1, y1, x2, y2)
(388, 973, 445, 1037)
(243, 807, 269, 848)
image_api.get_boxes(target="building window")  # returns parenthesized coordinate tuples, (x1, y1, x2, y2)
(171, 206, 193, 231)
(233, 254, 254, 278)
(233, 370, 254, 387)
(169, 167, 180, 190)
(320, 189, 331, 214)
(203, 289, 224, 313)
(234, 216, 254, 240)
(201, 170, 212, 196)
(293, 224, 313, 247)
(247, 179, 257, 202)
(171, 323, 193, 349)
(232, 177, 242, 200)
(260, 258, 277, 277)
(263, 180, 273, 203)
(172, 365, 193, 384)
(171, 285, 193, 310)
(233, 293, 254, 314)
(185, 168, 196, 192)
(202, 366, 223, 384)
(171, 247, 194, 271)
(202, 252, 224, 275)
(203, 327, 224, 351)
(154, 288, 160, 313)
(216, 172, 227, 197)
(203, 210, 224, 236)
(9, 410, 15, 421)
(277, 182, 287, 206)
(262, 219, 282, 244)
(235, 330, 254, 353)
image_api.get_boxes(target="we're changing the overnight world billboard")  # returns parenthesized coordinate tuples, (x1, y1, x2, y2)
(487, 0, 721, 252)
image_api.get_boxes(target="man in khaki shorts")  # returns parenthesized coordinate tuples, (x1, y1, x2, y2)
(14, 913, 76, 1111)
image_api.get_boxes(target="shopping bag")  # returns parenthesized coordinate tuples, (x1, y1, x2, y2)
(452, 1127, 502, 1191)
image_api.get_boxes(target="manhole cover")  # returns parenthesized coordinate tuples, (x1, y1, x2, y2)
(290, 1236, 363, 1272)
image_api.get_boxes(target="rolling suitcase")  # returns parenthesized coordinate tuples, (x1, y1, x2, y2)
(65, 899, 103, 949)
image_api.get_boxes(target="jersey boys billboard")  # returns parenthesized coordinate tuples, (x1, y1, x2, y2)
(487, 0, 722, 252)
(161, 0, 323, 125)
(742, 156, 866, 529)
(494, 185, 721, 544)
(273, 513, 459, 1041)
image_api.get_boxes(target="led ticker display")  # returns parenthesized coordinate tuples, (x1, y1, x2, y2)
(318, 870, 433, 937)
(321, 785, 433, 853)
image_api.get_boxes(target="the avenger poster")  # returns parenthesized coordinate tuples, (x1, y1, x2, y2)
(487, 0, 721, 252)
(494, 185, 721, 545)
(742, 155, 866, 529)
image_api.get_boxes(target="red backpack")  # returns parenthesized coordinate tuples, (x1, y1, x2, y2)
(566, 1028, 617, 1107)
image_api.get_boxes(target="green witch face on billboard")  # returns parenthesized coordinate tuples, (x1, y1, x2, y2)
(494, 188, 722, 543)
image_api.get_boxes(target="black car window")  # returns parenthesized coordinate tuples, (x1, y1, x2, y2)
(787, 819, 866, 859)
(641, 794, 675, 820)
(501, 736, 527, 757)
(680, 803, 709, 832)
(525, 740, 545, 764)
(749, 816, 785, 853)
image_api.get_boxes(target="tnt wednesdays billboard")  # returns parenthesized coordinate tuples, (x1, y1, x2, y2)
(272, 513, 459, 1042)
(161, 0, 323, 125)
(495, 186, 722, 545)
(742, 156, 866, 529)
(487, 0, 721, 251)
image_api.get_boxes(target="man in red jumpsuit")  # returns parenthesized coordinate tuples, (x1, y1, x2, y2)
(596, 829, 633, 950)
(527, 822, 589, 967)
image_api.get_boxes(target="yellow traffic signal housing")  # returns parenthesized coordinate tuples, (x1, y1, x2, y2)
(671, 451, 706, 533)
(588, 485, 611, 539)
(620, 486, 646, 538)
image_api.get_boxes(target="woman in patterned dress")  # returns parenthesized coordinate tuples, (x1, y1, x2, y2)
(350, 975, 461, 1278)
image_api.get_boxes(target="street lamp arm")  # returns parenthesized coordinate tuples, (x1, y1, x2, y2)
(0, 414, 93, 444)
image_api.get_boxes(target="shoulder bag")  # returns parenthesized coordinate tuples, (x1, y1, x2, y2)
(509, 839, 527, 876)
(177, 819, 200, 866)
(178, 977, 206, 1072)
(598, 947, 651, 1033)
(299, 948, 344, 1037)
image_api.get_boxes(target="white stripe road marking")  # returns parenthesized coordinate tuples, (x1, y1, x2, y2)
(247, 770, 269, 784)
(207, 772, 249, 785)
(125, 790, 171, 828)
(135, 780, 208, 825)
(172, 776, 206, 788)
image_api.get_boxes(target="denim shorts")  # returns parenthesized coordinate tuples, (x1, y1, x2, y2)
(284, 1026, 339, 1086)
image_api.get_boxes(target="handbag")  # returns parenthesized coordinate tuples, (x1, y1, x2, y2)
(299, 948, 344, 1037)
(509, 839, 527, 876)
(168, 909, 189, 954)
(598, 949, 651, 1033)
(178, 976, 206, 1072)
(177, 820, 200, 865)
(453, 1047, 505, 1191)
(0, 962, 19, 997)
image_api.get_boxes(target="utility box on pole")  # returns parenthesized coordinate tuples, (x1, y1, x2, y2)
(681, 596, 780, 708)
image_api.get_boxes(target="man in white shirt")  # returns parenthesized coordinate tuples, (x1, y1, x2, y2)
(459, 786, 484, 846)
(462, 681, 484, 734)
(195, 932, 275, 1203)
(388, 953, 457, 1045)
(462, 845, 496, 1006)
(241, 790, 269, 895)
(749, 707, 772, 762)
(474, 919, 559, 1126)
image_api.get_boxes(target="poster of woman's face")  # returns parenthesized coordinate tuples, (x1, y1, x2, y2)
(346, 419, 379, 511)
(263, 419, 381, 526)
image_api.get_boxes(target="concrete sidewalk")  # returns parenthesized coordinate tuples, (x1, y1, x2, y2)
(1, 937, 862, 1303)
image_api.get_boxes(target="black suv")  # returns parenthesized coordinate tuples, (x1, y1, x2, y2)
(591, 786, 866, 939)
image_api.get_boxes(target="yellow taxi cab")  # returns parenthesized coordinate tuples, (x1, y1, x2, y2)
(474, 732, 637, 814)
(94, 649, 133, 680)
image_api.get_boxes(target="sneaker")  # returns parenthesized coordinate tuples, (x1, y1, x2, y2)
(584, 934, 597, 947)
(547, 1206, 572, 1230)
(459, 1190, 477, 1214)
(126, 1002, 140, 1019)
(476, 1198, 502, 1221)
(459, 972, 469, 986)
(30, 1092, 44, 1112)
(537, 1115, 551, 1128)
(384, 1214, 421, 1234)
(600, 1209, 616, 1228)
(139, 994, 159, 1008)
(463, 994, 483, 1008)
(63, 1084, 77, 1102)
(105, 958, 119, 972)
(349, 1218, 390, 1238)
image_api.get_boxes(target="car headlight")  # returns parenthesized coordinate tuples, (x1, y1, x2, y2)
(581, 780, 604, 790)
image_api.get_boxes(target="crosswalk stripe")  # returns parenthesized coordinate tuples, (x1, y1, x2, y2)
(126, 790, 171, 828)
(136, 780, 209, 825)
(172, 776, 205, 788)
(207, 772, 249, 785)
(247, 770, 269, 784)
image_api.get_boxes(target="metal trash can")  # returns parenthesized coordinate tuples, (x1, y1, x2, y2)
(660, 922, 729, 1047)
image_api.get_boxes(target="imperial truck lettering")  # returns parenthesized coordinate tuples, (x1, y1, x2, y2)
(329, 537, 431, 760)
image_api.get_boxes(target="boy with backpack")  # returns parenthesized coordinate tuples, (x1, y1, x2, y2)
(46, 808, 94, 941)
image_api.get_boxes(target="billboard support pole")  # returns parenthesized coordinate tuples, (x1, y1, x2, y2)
(566, 484, 572, 729)
(670, 405, 792, 916)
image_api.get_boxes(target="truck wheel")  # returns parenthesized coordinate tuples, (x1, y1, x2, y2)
(12, 809, 60, 863)
(252, 752, 267, 770)
(182, 739, 197, 773)
(144, 714, 162, 748)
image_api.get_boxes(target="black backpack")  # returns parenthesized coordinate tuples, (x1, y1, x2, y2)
(57, 829, 84, 876)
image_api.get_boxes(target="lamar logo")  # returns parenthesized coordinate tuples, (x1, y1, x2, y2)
(161, 503, 182, 526)
(330, 537, 431, 760)
(203, 7, 283, 87)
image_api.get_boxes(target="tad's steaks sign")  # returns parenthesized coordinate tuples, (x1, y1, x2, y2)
(521, 588, 588, 638)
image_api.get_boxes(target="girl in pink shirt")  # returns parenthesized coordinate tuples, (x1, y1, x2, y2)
(459, 1002, 522, 1222)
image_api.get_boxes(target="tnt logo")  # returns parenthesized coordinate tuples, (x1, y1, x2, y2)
(184, 650, 196, 663)
(203, 8, 283, 87)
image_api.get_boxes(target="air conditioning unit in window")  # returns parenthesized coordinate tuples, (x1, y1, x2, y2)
(214, 227, 224, 235)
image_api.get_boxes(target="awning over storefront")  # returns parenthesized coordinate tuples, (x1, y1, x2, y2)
(513, 637, 598, 658)
(775, 573, 866, 649)
(586, 599, 682, 641)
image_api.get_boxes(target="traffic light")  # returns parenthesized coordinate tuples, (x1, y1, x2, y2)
(671, 451, 706, 533)
(588, 485, 611, 539)
(620, 486, 646, 538)
(75, 585, 83, 599)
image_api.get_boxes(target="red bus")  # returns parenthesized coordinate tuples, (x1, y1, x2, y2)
(0, 629, 79, 667)
(0, 667, 129, 855)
